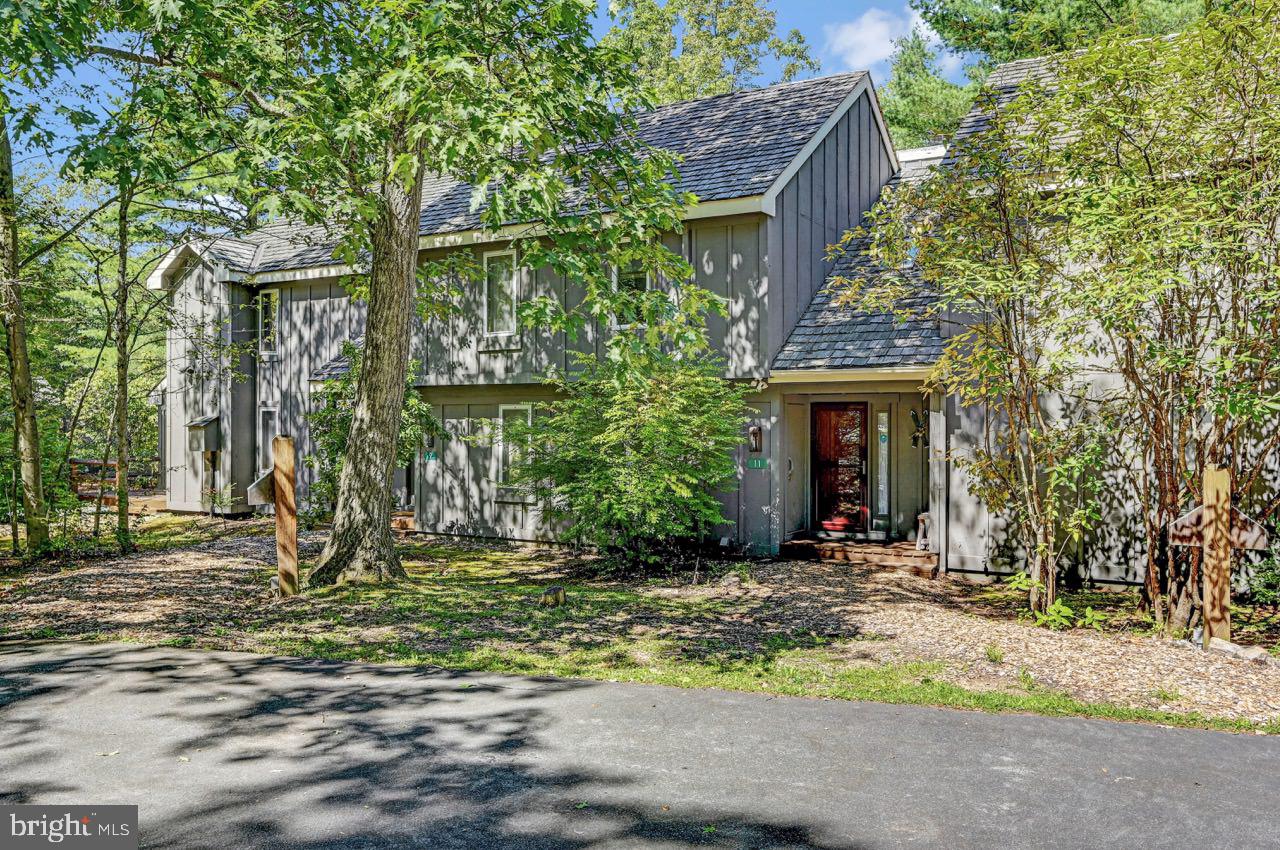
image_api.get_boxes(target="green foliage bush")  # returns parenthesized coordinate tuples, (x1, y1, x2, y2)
(507, 353, 749, 565)
(304, 341, 442, 525)
(1247, 551, 1280, 607)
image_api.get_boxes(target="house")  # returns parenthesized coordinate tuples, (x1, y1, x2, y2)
(149, 67, 1123, 582)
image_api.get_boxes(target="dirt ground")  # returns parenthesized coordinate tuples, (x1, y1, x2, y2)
(2, 527, 1278, 725)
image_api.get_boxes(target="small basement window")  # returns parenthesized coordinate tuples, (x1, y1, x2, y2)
(258, 289, 280, 355)
(484, 250, 518, 336)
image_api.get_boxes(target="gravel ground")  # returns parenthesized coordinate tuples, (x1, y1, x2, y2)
(2, 533, 1278, 725)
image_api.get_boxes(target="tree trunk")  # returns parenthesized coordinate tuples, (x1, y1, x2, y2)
(113, 191, 133, 552)
(1028, 533, 1056, 613)
(309, 142, 423, 586)
(0, 115, 49, 554)
(9, 421, 19, 555)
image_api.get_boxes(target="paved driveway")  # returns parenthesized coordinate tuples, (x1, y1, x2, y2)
(2, 641, 1278, 849)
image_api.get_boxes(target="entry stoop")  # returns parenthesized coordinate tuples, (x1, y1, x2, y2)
(779, 537, 939, 578)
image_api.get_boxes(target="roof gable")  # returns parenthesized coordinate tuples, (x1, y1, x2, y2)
(771, 146, 946, 373)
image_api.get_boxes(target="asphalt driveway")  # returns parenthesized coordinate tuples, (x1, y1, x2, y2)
(2, 641, 1277, 849)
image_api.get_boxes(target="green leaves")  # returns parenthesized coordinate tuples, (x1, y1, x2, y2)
(506, 352, 749, 563)
(601, 0, 819, 105)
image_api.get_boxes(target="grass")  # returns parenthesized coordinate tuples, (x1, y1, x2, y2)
(4, 518, 1278, 735)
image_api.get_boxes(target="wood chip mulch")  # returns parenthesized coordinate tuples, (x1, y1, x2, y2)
(744, 560, 1280, 724)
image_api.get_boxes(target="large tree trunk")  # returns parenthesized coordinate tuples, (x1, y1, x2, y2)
(113, 191, 133, 552)
(0, 115, 49, 554)
(309, 142, 423, 586)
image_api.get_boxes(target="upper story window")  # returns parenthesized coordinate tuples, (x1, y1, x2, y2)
(258, 289, 280, 355)
(484, 250, 518, 336)
(611, 259, 651, 328)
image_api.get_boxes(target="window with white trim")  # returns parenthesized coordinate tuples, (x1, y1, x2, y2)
(258, 289, 280, 354)
(484, 250, 518, 336)
(497, 403, 532, 483)
(611, 259, 651, 328)
(258, 407, 278, 473)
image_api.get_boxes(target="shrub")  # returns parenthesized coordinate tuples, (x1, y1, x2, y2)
(1247, 550, 1280, 607)
(508, 353, 749, 565)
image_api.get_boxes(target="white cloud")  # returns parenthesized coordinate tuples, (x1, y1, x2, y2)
(823, 8, 912, 74)
(823, 4, 964, 82)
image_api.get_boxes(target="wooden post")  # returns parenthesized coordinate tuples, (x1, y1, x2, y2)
(1201, 464, 1231, 648)
(273, 435, 299, 597)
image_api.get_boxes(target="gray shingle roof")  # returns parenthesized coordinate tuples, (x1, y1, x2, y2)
(944, 54, 1059, 167)
(309, 335, 363, 382)
(772, 147, 946, 372)
(209, 72, 871, 276)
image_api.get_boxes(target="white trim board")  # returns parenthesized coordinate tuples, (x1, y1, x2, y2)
(767, 366, 931, 384)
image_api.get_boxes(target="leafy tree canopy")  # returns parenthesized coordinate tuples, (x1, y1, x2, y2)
(910, 0, 1203, 63)
(602, 0, 818, 103)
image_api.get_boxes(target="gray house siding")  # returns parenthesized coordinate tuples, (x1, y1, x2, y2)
(412, 386, 780, 552)
(255, 278, 367, 500)
(161, 259, 256, 513)
(765, 91, 894, 369)
(689, 218, 768, 378)
(416, 226, 762, 385)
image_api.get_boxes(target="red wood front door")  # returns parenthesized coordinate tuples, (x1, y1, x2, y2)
(812, 403, 869, 533)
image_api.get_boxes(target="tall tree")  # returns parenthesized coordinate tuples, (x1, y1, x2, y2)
(845, 1, 1280, 622)
(0, 114, 49, 552)
(25, 0, 689, 585)
(879, 30, 975, 148)
(603, 0, 818, 103)
(910, 0, 1202, 63)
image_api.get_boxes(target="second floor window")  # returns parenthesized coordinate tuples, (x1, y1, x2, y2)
(484, 250, 517, 336)
(258, 289, 279, 355)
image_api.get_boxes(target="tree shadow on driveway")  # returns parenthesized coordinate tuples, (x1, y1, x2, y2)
(0, 642, 865, 849)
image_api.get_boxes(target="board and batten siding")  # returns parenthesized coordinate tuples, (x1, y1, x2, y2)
(255, 278, 367, 500)
(414, 227, 774, 384)
(413, 388, 779, 552)
(765, 89, 895, 367)
(162, 260, 256, 513)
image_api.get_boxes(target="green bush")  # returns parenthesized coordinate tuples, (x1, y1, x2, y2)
(508, 353, 749, 565)
(1247, 550, 1280, 606)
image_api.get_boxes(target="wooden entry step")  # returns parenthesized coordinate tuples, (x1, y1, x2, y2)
(779, 538, 939, 577)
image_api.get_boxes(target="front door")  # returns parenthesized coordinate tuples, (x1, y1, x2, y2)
(812, 402, 869, 533)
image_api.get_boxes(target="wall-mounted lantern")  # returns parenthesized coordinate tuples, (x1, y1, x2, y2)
(748, 425, 763, 453)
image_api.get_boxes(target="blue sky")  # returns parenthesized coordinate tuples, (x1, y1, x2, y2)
(592, 0, 968, 89)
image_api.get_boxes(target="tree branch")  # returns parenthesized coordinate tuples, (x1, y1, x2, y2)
(86, 44, 290, 118)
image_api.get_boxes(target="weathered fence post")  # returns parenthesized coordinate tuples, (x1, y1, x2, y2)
(1201, 464, 1232, 649)
(273, 435, 298, 597)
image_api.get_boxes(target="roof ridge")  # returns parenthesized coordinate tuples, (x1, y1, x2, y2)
(643, 70, 867, 113)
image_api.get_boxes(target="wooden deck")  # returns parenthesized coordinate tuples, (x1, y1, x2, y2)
(778, 537, 939, 578)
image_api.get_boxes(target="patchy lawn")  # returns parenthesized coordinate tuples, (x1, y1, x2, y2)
(2, 514, 1278, 733)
